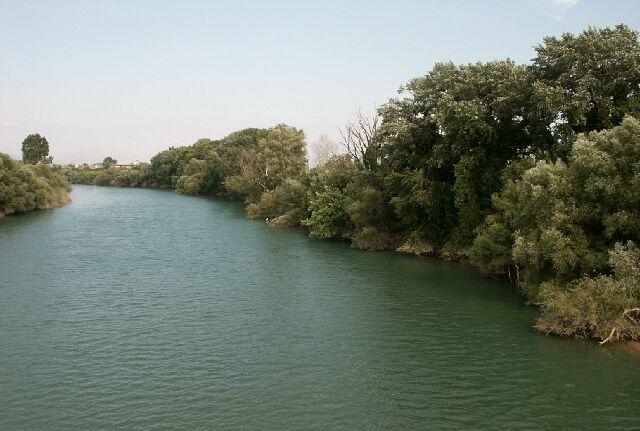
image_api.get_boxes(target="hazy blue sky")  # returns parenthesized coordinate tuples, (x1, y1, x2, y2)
(1, 0, 639, 163)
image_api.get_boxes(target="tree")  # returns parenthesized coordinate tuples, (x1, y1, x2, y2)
(535, 241, 640, 343)
(149, 147, 183, 188)
(339, 109, 380, 170)
(176, 158, 206, 195)
(310, 134, 339, 167)
(21, 133, 52, 164)
(1, 152, 69, 216)
(102, 156, 117, 168)
(258, 124, 307, 189)
(247, 178, 307, 227)
(225, 124, 307, 202)
(532, 24, 640, 157)
(302, 186, 351, 239)
(378, 60, 549, 250)
(472, 116, 640, 297)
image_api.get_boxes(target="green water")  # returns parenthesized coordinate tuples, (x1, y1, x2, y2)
(0, 185, 638, 430)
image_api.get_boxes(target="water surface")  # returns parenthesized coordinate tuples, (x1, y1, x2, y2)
(0, 185, 638, 430)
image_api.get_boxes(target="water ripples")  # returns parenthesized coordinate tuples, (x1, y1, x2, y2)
(0, 185, 639, 430)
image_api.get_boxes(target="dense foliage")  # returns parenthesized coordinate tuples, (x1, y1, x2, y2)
(63, 163, 153, 188)
(102, 156, 117, 168)
(21, 133, 53, 165)
(62, 25, 640, 342)
(0, 152, 69, 217)
(472, 118, 640, 342)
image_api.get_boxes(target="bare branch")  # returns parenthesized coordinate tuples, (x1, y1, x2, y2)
(339, 108, 379, 167)
(310, 134, 339, 166)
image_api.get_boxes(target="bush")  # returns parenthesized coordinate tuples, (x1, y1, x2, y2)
(535, 242, 640, 342)
(302, 186, 351, 239)
(247, 179, 307, 227)
(352, 227, 393, 251)
(472, 117, 640, 298)
(0, 153, 69, 216)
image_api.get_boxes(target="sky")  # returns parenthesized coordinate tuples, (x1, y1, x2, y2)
(1, 0, 639, 164)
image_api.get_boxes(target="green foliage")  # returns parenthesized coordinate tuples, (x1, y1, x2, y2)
(110, 164, 151, 188)
(396, 231, 436, 256)
(258, 124, 307, 189)
(94, 171, 112, 186)
(474, 117, 640, 295)
(345, 182, 388, 231)
(470, 158, 536, 274)
(302, 186, 351, 239)
(385, 171, 455, 250)
(308, 154, 359, 192)
(472, 117, 640, 338)
(21, 133, 52, 164)
(63, 164, 153, 188)
(147, 139, 217, 188)
(225, 124, 307, 202)
(102, 156, 117, 168)
(57, 25, 640, 342)
(0, 153, 69, 216)
(176, 159, 206, 195)
(535, 242, 640, 342)
(378, 60, 553, 250)
(351, 227, 393, 251)
(149, 148, 181, 188)
(532, 25, 640, 157)
(302, 154, 395, 248)
(344, 177, 395, 250)
(247, 179, 307, 227)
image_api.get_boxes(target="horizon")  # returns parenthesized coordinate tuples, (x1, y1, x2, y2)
(1, 0, 639, 164)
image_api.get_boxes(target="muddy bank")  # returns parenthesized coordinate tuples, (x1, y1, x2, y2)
(620, 341, 640, 357)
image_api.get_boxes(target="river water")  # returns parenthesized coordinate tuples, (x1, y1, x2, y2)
(0, 185, 638, 430)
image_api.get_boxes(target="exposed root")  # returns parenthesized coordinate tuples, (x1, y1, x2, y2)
(599, 327, 618, 345)
(623, 308, 640, 323)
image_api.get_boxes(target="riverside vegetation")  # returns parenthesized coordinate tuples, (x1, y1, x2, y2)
(62, 25, 640, 344)
(0, 134, 69, 218)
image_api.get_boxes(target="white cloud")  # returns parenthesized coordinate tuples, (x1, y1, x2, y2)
(0, 120, 21, 128)
(549, 0, 579, 6)
(541, 0, 580, 21)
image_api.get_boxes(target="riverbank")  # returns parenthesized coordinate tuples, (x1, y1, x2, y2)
(621, 341, 640, 357)
(1, 152, 71, 219)
(60, 25, 640, 344)
(0, 192, 70, 220)
(40, 193, 71, 211)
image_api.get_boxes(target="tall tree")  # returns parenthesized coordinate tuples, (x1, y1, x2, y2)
(225, 124, 307, 202)
(532, 24, 640, 157)
(310, 134, 338, 167)
(339, 109, 380, 170)
(472, 116, 640, 296)
(21, 133, 52, 164)
(102, 156, 117, 168)
(378, 60, 550, 249)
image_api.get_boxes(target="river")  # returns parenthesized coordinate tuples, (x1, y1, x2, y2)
(0, 185, 638, 429)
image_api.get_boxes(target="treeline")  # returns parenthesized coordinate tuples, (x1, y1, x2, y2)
(0, 153, 70, 218)
(64, 25, 640, 342)
(64, 163, 153, 188)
